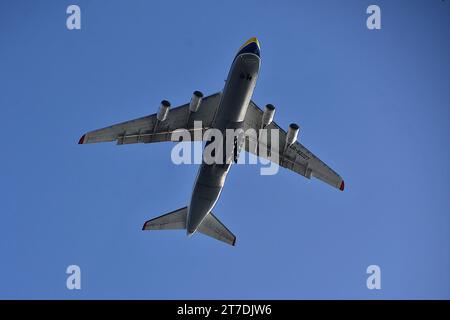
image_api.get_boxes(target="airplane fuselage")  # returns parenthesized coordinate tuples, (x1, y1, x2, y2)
(186, 47, 261, 234)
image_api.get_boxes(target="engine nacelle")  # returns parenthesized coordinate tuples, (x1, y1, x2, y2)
(189, 91, 203, 113)
(157, 100, 170, 121)
(261, 104, 275, 128)
(285, 123, 300, 148)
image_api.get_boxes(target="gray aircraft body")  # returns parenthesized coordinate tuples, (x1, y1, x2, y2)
(187, 39, 260, 236)
(79, 38, 344, 246)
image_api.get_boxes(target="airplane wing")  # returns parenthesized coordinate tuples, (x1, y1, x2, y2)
(243, 101, 344, 191)
(78, 92, 221, 145)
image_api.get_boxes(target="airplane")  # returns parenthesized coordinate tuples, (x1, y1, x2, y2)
(78, 37, 344, 246)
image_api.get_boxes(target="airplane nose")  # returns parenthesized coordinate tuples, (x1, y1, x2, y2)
(235, 37, 260, 58)
(243, 37, 259, 49)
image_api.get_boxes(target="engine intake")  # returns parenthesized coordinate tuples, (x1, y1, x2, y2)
(261, 104, 275, 128)
(189, 91, 203, 113)
(157, 100, 170, 121)
(285, 123, 300, 150)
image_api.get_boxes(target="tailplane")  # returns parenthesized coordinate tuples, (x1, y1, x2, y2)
(142, 207, 187, 230)
(142, 207, 236, 246)
(197, 212, 236, 246)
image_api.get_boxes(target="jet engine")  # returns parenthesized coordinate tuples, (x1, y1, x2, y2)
(261, 104, 275, 128)
(157, 100, 170, 121)
(285, 123, 300, 149)
(189, 91, 203, 113)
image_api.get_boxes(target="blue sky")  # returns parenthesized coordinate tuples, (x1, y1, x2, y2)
(0, 0, 449, 299)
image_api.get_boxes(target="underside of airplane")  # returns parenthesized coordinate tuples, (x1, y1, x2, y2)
(79, 37, 344, 246)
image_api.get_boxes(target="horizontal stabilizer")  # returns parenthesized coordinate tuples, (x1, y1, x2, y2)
(197, 213, 236, 246)
(142, 207, 235, 246)
(142, 207, 187, 230)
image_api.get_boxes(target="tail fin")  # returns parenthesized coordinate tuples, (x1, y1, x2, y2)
(142, 207, 236, 246)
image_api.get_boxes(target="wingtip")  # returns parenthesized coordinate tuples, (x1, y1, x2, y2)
(339, 180, 345, 191)
(232, 238, 236, 246)
(78, 134, 86, 145)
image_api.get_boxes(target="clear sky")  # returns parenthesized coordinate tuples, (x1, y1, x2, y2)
(1, 0, 449, 299)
